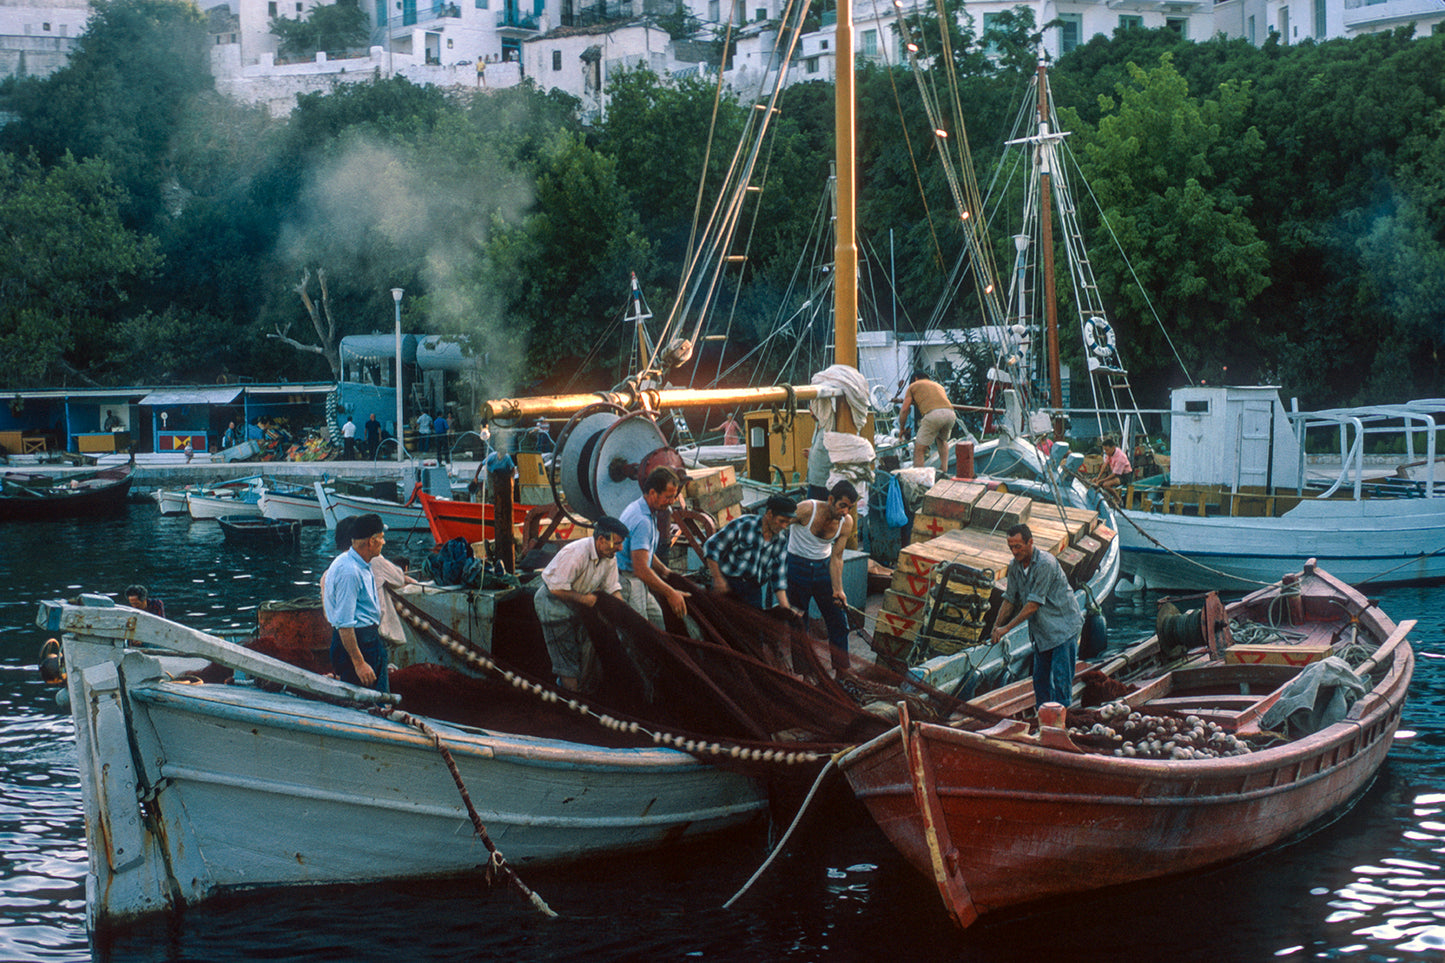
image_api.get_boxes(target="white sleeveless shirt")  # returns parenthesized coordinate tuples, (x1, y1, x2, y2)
(786, 500, 843, 560)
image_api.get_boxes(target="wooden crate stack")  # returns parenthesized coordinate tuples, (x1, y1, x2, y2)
(683, 465, 745, 529)
(871, 479, 1116, 663)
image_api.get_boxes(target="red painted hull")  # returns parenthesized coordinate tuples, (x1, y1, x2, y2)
(839, 564, 1414, 928)
(417, 491, 533, 544)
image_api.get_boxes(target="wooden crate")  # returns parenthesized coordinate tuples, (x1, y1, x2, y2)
(1224, 643, 1333, 666)
(709, 502, 745, 527)
(1059, 505, 1101, 534)
(919, 479, 988, 521)
(882, 589, 928, 618)
(1023, 516, 1071, 556)
(688, 484, 743, 517)
(870, 630, 913, 662)
(909, 512, 965, 543)
(970, 491, 1033, 532)
(1056, 546, 1088, 584)
(685, 465, 737, 497)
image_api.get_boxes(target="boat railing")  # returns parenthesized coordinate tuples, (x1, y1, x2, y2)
(1288, 404, 1442, 500)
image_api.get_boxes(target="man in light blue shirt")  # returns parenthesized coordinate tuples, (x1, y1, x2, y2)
(617, 465, 687, 627)
(323, 512, 389, 691)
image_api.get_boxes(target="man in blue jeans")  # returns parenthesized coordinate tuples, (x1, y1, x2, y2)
(785, 480, 856, 674)
(992, 522, 1083, 709)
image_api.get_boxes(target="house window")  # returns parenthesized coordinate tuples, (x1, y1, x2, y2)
(1057, 13, 1082, 53)
(708, 0, 718, 21)
(861, 28, 877, 57)
(734, 0, 744, 23)
(1118, 14, 1142, 31)
(552, 49, 561, 69)
(1313, 0, 1326, 37)
(1247, 14, 1255, 43)
(42, 21, 50, 29)
(446, 37, 452, 46)
(982, 11, 1002, 55)
(820, 38, 827, 49)
(755, 7, 765, 20)
(1165, 17, 1188, 39)
(268, 1, 277, 15)
(1278, 6, 1289, 42)
(476, 0, 487, 8)
(295, 2, 303, 12)
(805, 56, 817, 73)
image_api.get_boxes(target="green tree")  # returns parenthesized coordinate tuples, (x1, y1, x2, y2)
(0, 0, 212, 230)
(0, 153, 162, 386)
(1068, 55, 1270, 397)
(270, 0, 370, 59)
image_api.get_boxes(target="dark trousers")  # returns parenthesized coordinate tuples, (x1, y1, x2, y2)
(786, 554, 849, 668)
(330, 624, 389, 693)
(728, 576, 764, 609)
(343, 437, 356, 459)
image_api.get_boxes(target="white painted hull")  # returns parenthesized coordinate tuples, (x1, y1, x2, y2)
(186, 491, 262, 520)
(316, 485, 430, 532)
(153, 490, 188, 515)
(258, 489, 324, 523)
(1119, 496, 1445, 590)
(46, 602, 766, 930)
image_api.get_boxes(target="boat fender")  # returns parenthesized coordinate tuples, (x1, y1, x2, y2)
(37, 638, 65, 686)
(1080, 610, 1108, 660)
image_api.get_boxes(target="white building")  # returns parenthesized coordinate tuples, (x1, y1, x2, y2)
(0, 0, 86, 78)
(1213, 0, 1445, 45)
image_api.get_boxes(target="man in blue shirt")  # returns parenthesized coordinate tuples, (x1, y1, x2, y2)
(618, 465, 687, 627)
(992, 522, 1083, 709)
(433, 412, 449, 463)
(703, 494, 798, 612)
(323, 512, 390, 691)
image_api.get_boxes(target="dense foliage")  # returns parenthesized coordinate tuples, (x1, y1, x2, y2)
(1, 0, 1442, 408)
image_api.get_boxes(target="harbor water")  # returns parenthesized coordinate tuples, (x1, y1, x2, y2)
(1, 503, 1442, 962)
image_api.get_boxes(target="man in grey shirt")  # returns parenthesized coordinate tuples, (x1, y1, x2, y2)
(991, 522, 1083, 709)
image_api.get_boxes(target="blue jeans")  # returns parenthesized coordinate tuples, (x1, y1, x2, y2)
(727, 576, 764, 609)
(1033, 638, 1077, 708)
(330, 624, 389, 693)
(787, 555, 849, 667)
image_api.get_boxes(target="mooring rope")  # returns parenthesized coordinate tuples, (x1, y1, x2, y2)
(722, 755, 838, 910)
(378, 705, 558, 919)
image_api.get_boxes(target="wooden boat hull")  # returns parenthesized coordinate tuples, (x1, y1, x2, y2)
(218, 514, 302, 543)
(316, 484, 429, 532)
(838, 563, 1413, 928)
(152, 489, 189, 515)
(0, 466, 134, 520)
(46, 601, 767, 930)
(417, 490, 533, 544)
(186, 491, 262, 520)
(258, 488, 325, 523)
(1120, 496, 1445, 589)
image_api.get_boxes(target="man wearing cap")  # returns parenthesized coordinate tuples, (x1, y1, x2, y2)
(617, 465, 688, 627)
(323, 512, 390, 692)
(703, 494, 799, 613)
(533, 516, 629, 691)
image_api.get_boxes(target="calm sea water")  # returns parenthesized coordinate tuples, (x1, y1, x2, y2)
(1, 503, 1442, 962)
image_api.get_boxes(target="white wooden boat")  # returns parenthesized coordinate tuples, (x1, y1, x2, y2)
(152, 489, 188, 515)
(314, 481, 430, 532)
(186, 488, 263, 520)
(1119, 389, 1445, 590)
(41, 597, 768, 930)
(258, 484, 325, 523)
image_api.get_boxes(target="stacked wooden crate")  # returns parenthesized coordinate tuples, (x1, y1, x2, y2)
(871, 479, 1116, 664)
(683, 465, 745, 529)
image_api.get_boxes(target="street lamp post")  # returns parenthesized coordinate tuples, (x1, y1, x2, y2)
(392, 288, 404, 463)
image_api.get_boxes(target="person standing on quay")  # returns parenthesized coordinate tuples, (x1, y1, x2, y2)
(433, 411, 449, 464)
(341, 416, 357, 460)
(365, 413, 381, 459)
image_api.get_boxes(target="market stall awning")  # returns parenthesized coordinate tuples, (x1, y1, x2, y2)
(139, 388, 243, 406)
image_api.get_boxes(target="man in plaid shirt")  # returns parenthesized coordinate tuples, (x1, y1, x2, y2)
(703, 494, 799, 612)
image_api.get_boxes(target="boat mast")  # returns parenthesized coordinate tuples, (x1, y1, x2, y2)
(834, 0, 857, 372)
(1037, 56, 1063, 439)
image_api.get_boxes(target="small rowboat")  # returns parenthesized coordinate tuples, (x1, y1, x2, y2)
(837, 559, 1414, 929)
(217, 514, 301, 545)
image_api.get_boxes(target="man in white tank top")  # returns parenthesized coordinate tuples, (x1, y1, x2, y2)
(786, 480, 857, 673)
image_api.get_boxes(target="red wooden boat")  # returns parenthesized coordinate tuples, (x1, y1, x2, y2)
(417, 490, 592, 545)
(837, 560, 1414, 929)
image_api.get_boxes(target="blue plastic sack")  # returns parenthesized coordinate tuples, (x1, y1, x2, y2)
(885, 474, 908, 528)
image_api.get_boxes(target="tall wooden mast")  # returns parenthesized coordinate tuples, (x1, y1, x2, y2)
(1037, 57, 1063, 439)
(834, 0, 857, 372)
